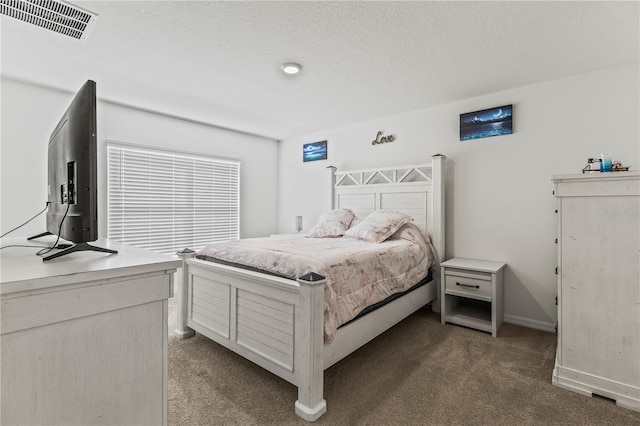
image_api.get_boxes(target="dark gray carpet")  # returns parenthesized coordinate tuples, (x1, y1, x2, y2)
(169, 309, 640, 425)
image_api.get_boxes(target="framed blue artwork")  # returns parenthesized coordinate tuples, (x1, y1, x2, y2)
(303, 140, 327, 162)
(460, 105, 513, 141)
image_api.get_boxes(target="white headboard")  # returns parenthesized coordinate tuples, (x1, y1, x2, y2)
(328, 154, 445, 263)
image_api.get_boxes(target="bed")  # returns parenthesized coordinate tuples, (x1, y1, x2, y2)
(174, 154, 446, 421)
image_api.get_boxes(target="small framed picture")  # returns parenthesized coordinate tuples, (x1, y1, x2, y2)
(460, 105, 513, 141)
(303, 140, 327, 162)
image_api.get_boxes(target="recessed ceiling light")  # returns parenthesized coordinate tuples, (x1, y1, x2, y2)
(281, 63, 302, 75)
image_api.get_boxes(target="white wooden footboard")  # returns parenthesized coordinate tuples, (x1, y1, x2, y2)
(175, 253, 327, 420)
(175, 253, 436, 421)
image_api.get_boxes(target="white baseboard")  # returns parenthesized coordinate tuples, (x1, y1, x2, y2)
(504, 314, 556, 333)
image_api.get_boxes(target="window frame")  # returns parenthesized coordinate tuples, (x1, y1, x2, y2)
(106, 141, 240, 255)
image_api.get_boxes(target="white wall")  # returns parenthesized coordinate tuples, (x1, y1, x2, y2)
(1, 78, 279, 242)
(277, 63, 640, 331)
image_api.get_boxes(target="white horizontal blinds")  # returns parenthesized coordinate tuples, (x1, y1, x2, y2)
(107, 143, 240, 255)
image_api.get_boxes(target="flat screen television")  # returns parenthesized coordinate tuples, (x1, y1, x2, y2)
(29, 80, 116, 261)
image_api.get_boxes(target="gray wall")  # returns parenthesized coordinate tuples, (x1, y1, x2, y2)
(277, 63, 640, 331)
(1, 78, 280, 242)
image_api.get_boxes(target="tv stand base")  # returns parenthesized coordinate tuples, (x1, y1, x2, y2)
(42, 242, 118, 262)
(27, 231, 53, 240)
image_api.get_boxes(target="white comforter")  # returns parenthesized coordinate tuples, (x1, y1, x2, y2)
(196, 223, 435, 342)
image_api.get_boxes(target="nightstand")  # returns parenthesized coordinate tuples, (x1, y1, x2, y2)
(440, 258, 506, 337)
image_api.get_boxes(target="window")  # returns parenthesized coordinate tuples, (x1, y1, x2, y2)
(107, 142, 240, 255)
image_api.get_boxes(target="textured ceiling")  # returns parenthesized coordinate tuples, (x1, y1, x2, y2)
(1, 1, 638, 140)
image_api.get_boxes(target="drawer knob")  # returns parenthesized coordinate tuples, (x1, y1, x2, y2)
(456, 282, 479, 289)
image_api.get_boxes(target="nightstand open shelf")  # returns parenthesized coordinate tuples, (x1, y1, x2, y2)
(440, 258, 505, 337)
(443, 299, 492, 333)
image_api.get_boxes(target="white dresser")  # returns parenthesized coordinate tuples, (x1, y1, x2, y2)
(0, 237, 181, 425)
(551, 171, 640, 412)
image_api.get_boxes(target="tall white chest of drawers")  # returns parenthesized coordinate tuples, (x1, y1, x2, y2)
(551, 171, 640, 412)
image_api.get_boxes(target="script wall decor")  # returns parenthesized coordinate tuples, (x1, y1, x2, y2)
(371, 130, 395, 145)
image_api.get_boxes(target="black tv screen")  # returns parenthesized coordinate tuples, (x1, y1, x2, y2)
(33, 80, 117, 261)
(46, 80, 98, 243)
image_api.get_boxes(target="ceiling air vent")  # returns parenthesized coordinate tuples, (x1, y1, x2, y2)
(0, 0, 98, 40)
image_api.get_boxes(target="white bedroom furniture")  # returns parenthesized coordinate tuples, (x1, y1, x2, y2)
(175, 154, 446, 421)
(0, 237, 181, 425)
(440, 258, 505, 337)
(551, 171, 640, 412)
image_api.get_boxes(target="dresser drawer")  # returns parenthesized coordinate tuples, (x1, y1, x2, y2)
(444, 272, 492, 301)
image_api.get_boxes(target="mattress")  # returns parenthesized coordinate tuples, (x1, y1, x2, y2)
(196, 223, 435, 342)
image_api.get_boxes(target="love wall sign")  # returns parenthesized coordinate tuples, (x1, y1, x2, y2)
(371, 130, 395, 145)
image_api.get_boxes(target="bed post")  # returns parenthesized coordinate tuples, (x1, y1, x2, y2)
(295, 272, 327, 421)
(327, 166, 337, 210)
(431, 154, 446, 312)
(431, 154, 446, 262)
(174, 249, 196, 339)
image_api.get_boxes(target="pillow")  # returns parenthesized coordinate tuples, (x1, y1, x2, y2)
(305, 208, 355, 238)
(306, 220, 348, 238)
(347, 216, 362, 229)
(387, 222, 430, 244)
(343, 210, 413, 243)
(319, 208, 355, 229)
